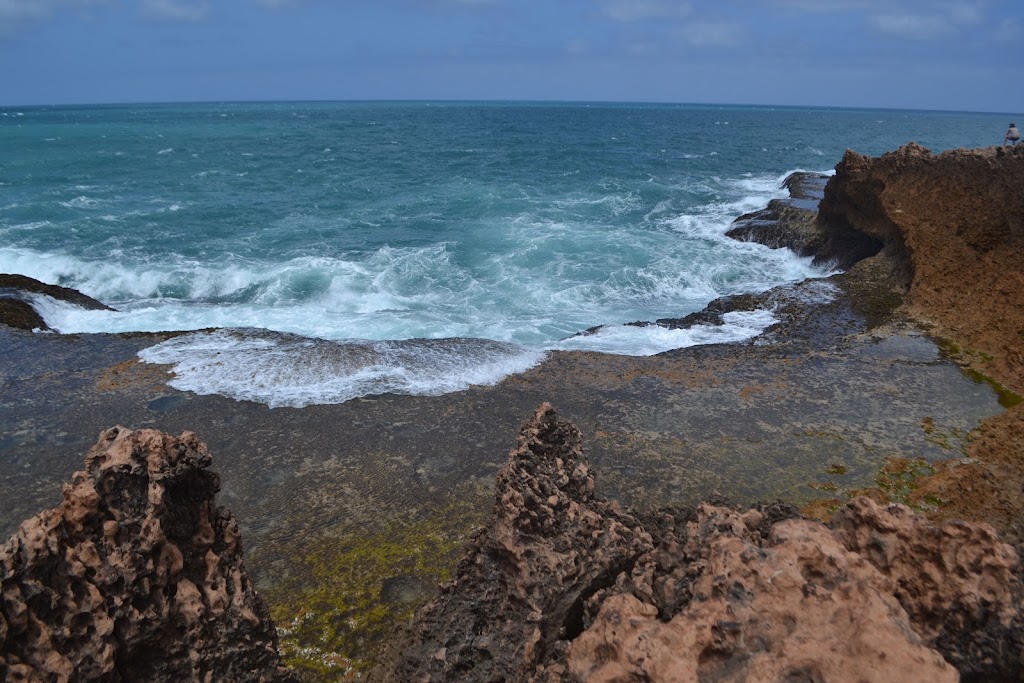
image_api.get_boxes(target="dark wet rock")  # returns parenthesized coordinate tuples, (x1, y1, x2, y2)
(372, 404, 1024, 682)
(0, 274, 113, 331)
(655, 293, 762, 329)
(0, 427, 297, 682)
(727, 198, 824, 252)
(0, 299, 50, 331)
(664, 166, 905, 343)
(726, 171, 884, 271)
(783, 170, 830, 206)
(148, 394, 187, 413)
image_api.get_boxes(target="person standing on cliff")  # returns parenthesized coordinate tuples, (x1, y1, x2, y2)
(1005, 122, 1020, 145)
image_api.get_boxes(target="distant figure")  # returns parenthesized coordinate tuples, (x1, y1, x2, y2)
(1005, 122, 1020, 146)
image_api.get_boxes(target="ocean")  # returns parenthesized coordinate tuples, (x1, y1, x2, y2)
(0, 101, 1010, 407)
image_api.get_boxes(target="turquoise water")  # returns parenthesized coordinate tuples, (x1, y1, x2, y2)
(0, 102, 1009, 406)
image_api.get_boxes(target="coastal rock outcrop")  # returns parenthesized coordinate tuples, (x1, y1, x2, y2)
(0, 273, 113, 331)
(373, 404, 1024, 682)
(725, 171, 885, 270)
(0, 427, 296, 682)
(819, 143, 1024, 392)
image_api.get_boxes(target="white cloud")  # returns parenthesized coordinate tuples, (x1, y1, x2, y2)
(993, 17, 1021, 42)
(869, 12, 950, 39)
(626, 40, 657, 55)
(675, 20, 743, 46)
(565, 38, 589, 56)
(601, 0, 691, 22)
(770, 0, 876, 11)
(947, 1, 984, 25)
(140, 0, 210, 22)
(0, 0, 52, 23)
(0, 0, 110, 34)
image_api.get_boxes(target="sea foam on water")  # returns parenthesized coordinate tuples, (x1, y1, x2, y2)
(4, 102, 1003, 406)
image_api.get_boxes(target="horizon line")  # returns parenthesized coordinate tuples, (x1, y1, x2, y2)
(0, 97, 1017, 118)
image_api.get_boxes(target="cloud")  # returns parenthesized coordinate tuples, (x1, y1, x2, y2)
(0, 0, 52, 23)
(675, 20, 743, 46)
(868, 12, 950, 39)
(992, 17, 1021, 41)
(947, 1, 984, 25)
(565, 38, 589, 56)
(251, 0, 303, 7)
(251, 0, 306, 7)
(0, 0, 110, 34)
(601, 0, 692, 23)
(140, 0, 210, 22)
(626, 40, 658, 55)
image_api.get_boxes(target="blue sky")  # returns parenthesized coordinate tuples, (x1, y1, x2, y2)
(1, 0, 1021, 112)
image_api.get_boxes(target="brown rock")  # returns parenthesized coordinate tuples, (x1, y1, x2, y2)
(833, 497, 1024, 678)
(817, 143, 1024, 553)
(819, 144, 1024, 393)
(0, 427, 297, 682)
(569, 507, 958, 682)
(373, 405, 1024, 682)
(370, 403, 659, 682)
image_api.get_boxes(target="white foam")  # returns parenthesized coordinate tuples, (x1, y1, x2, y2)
(59, 196, 101, 209)
(137, 330, 546, 408)
(6, 221, 51, 231)
(548, 309, 779, 356)
(158, 148, 174, 155)
(0, 247, 262, 305)
(2, 161, 839, 406)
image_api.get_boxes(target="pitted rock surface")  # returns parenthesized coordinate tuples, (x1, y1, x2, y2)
(568, 505, 958, 683)
(374, 404, 1024, 682)
(0, 427, 296, 682)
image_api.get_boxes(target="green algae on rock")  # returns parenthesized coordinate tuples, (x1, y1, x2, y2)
(268, 496, 486, 680)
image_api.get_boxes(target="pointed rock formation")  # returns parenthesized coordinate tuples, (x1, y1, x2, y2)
(0, 427, 296, 682)
(373, 404, 1024, 682)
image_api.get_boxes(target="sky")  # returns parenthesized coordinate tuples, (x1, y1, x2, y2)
(1, 0, 1021, 112)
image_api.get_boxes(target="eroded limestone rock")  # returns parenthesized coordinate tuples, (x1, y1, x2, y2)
(374, 404, 1024, 682)
(0, 427, 296, 682)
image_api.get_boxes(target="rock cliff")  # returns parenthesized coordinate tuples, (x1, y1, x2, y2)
(372, 404, 1024, 682)
(0, 427, 296, 682)
(817, 143, 1024, 546)
(820, 143, 1024, 393)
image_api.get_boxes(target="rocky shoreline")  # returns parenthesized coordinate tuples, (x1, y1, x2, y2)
(2, 143, 1023, 680)
(370, 404, 1023, 682)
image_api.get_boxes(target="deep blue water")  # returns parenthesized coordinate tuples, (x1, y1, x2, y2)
(0, 102, 1010, 406)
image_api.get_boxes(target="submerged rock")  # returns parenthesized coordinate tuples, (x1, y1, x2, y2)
(0, 427, 296, 682)
(373, 404, 1024, 682)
